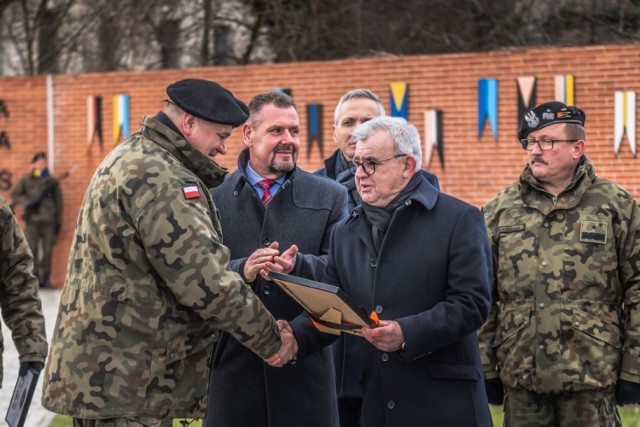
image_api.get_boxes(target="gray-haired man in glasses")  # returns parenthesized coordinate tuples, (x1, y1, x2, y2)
(480, 101, 640, 426)
(324, 116, 493, 426)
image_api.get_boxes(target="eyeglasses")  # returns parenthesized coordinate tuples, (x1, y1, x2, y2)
(520, 138, 579, 151)
(351, 154, 407, 176)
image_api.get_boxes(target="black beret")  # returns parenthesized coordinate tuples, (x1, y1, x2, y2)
(166, 79, 249, 127)
(32, 151, 46, 163)
(518, 101, 586, 141)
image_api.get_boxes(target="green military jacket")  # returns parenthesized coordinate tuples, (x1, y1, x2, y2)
(0, 196, 47, 387)
(41, 116, 281, 419)
(11, 169, 63, 225)
(479, 156, 640, 393)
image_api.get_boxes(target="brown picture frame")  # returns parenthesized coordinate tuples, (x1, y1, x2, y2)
(269, 271, 377, 335)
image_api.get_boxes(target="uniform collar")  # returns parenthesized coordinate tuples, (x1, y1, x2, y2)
(140, 115, 228, 189)
(519, 156, 595, 211)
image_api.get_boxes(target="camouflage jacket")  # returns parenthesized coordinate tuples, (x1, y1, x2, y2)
(41, 115, 281, 419)
(0, 195, 47, 387)
(479, 156, 640, 393)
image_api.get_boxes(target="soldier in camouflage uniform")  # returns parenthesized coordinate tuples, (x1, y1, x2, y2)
(41, 79, 297, 427)
(0, 195, 48, 387)
(11, 151, 63, 288)
(479, 101, 640, 426)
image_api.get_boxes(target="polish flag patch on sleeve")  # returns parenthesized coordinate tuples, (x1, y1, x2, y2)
(182, 185, 201, 199)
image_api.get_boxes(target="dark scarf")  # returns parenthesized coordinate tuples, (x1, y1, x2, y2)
(362, 173, 421, 253)
(333, 153, 359, 208)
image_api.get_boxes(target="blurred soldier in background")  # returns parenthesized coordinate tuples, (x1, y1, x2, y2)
(11, 151, 63, 288)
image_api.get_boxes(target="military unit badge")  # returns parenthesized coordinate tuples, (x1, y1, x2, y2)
(525, 110, 539, 128)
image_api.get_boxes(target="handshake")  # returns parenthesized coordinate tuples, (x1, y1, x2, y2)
(265, 320, 298, 368)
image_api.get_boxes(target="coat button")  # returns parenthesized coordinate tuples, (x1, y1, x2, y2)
(381, 353, 389, 362)
(370, 257, 377, 267)
(375, 305, 383, 314)
(386, 400, 396, 410)
(262, 237, 271, 246)
(264, 285, 270, 295)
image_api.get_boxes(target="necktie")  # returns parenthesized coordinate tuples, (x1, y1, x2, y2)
(258, 179, 275, 206)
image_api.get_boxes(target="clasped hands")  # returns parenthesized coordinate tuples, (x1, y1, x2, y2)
(244, 242, 298, 283)
(266, 320, 298, 367)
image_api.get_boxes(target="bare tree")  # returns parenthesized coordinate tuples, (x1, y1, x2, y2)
(0, 0, 639, 75)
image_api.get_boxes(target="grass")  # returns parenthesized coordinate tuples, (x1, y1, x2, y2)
(49, 416, 202, 427)
(490, 404, 640, 426)
(49, 406, 640, 426)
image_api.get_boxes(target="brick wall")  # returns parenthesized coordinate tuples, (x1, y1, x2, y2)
(1, 44, 639, 287)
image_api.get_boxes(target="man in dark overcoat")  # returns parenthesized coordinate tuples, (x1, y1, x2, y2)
(205, 91, 347, 427)
(323, 116, 493, 426)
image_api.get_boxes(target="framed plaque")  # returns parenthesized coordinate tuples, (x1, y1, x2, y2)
(6, 367, 39, 427)
(269, 271, 377, 335)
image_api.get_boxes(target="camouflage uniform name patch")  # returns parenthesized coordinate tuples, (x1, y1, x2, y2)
(580, 220, 607, 244)
(499, 224, 525, 234)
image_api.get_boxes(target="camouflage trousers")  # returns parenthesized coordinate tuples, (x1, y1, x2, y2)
(72, 417, 172, 427)
(503, 386, 621, 427)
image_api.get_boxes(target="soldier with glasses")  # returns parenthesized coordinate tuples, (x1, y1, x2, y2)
(480, 101, 640, 426)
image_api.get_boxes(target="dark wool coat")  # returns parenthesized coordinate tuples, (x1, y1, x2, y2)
(317, 154, 442, 402)
(205, 149, 348, 427)
(324, 175, 493, 427)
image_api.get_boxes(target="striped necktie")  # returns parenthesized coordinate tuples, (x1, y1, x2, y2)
(258, 179, 275, 206)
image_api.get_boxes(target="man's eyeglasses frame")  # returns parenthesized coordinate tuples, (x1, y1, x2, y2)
(350, 154, 408, 176)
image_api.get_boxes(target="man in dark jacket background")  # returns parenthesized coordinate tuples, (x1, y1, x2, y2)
(324, 116, 492, 426)
(205, 91, 347, 427)
(316, 88, 385, 212)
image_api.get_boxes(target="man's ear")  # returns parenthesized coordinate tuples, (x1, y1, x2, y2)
(181, 114, 196, 136)
(573, 139, 586, 159)
(242, 123, 253, 147)
(403, 156, 418, 177)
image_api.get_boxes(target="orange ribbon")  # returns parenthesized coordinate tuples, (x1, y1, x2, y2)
(369, 311, 381, 327)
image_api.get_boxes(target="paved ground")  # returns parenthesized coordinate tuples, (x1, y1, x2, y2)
(1, 288, 61, 427)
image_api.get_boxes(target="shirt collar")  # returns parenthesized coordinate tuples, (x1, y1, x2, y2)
(246, 161, 285, 194)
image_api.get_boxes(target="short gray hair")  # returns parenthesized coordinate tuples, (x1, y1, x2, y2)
(564, 122, 586, 141)
(352, 116, 422, 167)
(334, 89, 385, 125)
